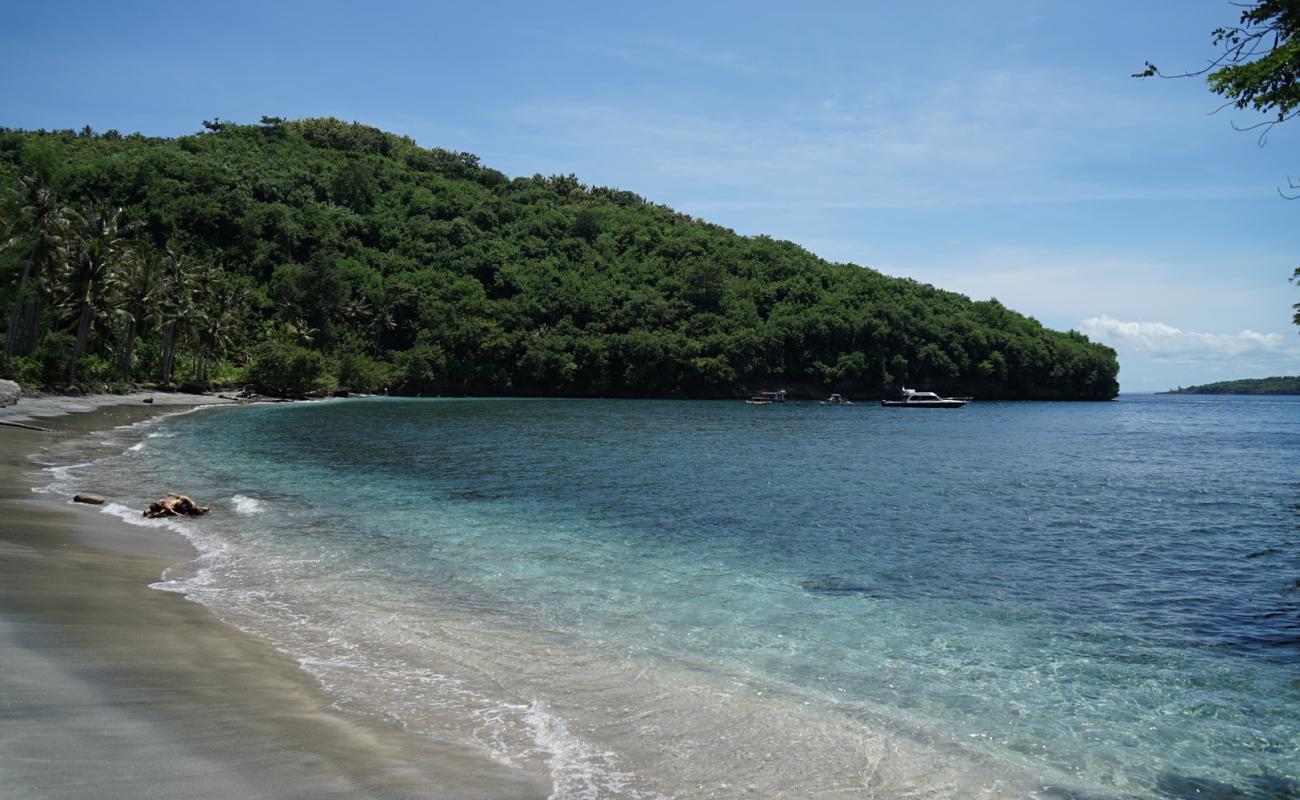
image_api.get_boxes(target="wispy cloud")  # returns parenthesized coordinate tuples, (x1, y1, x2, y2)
(503, 66, 1253, 214)
(870, 247, 1289, 335)
(579, 36, 760, 74)
(645, 37, 760, 74)
(1079, 315, 1300, 363)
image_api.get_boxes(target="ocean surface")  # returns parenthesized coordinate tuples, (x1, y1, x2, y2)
(36, 395, 1300, 799)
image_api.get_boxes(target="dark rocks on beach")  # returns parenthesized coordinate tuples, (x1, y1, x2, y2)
(73, 494, 106, 505)
(142, 397, 154, 404)
(0, 379, 21, 407)
(143, 493, 210, 519)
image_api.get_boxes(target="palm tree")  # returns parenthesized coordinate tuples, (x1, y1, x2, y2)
(0, 207, 17, 269)
(340, 293, 395, 353)
(281, 317, 318, 347)
(154, 247, 197, 384)
(191, 276, 248, 384)
(186, 261, 221, 384)
(115, 245, 162, 380)
(4, 172, 73, 358)
(58, 203, 137, 385)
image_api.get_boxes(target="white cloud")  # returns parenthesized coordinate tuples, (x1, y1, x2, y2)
(868, 247, 1288, 334)
(1075, 316, 1300, 391)
(1079, 315, 1300, 362)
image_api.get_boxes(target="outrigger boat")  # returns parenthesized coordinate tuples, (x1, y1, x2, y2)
(880, 388, 969, 408)
(746, 390, 787, 405)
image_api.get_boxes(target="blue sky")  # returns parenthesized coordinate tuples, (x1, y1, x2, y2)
(3, 0, 1297, 391)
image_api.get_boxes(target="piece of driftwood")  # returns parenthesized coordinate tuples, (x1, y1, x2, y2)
(143, 492, 210, 519)
(0, 420, 54, 432)
(73, 494, 106, 505)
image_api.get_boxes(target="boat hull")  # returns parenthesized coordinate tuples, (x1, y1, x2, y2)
(880, 400, 967, 408)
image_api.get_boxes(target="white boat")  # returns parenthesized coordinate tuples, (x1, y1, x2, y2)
(820, 393, 853, 405)
(746, 390, 786, 405)
(880, 388, 968, 408)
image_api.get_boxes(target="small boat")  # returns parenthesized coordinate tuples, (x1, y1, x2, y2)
(880, 388, 968, 408)
(820, 393, 853, 405)
(746, 390, 787, 405)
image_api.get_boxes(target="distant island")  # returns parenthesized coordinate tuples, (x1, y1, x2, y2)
(0, 118, 1118, 400)
(1161, 376, 1300, 395)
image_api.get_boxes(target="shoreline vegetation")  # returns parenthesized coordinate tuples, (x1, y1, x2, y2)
(1, 117, 1118, 401)
(1159, 375, 1300, 395)
(0, 394, 550, 799)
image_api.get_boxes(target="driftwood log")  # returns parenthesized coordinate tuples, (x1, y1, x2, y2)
(0, 420, 54, 432)
(143, 492, 210, 519)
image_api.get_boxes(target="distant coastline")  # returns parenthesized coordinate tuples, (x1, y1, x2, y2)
(1159, 376, 1300, 395)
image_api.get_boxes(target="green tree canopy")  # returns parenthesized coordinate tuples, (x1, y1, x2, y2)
(1137, 0, 1300, 132)
(0, 118, 1120, 399)
(1137, 1, 1300, 330)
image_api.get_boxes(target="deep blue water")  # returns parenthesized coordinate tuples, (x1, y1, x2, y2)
(46, 395, 1300, 798)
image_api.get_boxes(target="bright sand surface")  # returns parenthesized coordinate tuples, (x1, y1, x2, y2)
(0, 395, 549, 800)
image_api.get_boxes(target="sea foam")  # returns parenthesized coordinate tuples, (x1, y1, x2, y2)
(101, 501, 188, 535)
(523, 700, 640, 800)
(232, 495, 265, 514)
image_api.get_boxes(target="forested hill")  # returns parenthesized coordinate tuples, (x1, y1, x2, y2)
(1162, 376, 1300, 395)
(0, 118, 1119, 400)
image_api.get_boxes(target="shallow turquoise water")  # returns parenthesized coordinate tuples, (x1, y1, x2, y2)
(44, 396, 1300, 798)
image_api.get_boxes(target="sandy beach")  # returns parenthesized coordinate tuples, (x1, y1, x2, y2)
(0, 394, 548, 800)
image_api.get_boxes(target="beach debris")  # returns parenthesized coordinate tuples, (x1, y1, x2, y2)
(73, 494, 106, 505)
(0, 420, 54, 432)
(143, 492, 210, 519)
(142, 397, 154, 404)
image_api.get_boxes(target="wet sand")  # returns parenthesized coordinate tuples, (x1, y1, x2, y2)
(0, 397, 548, 799)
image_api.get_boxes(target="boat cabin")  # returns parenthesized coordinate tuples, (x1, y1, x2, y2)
(881, 387, 969, 408)
(746, 390, 787, 404)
